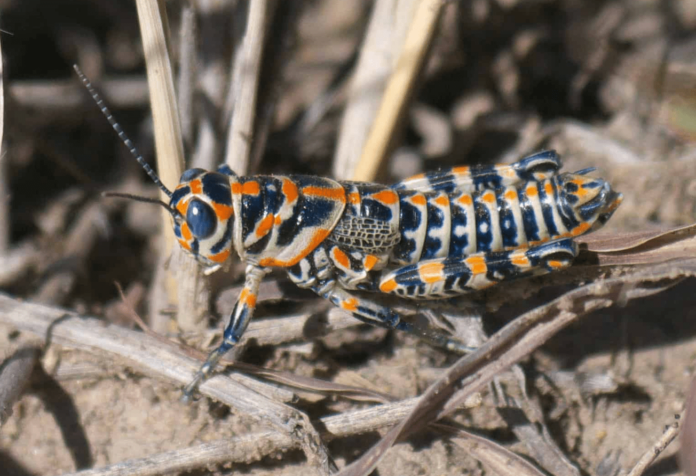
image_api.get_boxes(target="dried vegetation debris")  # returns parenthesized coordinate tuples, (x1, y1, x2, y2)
(1, 0, 696, 475)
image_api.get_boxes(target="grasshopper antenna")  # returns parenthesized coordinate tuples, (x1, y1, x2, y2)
(102, 192, 183, 222)
(73, 64, 173, 199)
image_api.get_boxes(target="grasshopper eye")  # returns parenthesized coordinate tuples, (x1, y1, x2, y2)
(186, 199, 217, 239)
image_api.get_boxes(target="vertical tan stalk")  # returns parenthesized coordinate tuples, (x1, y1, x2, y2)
(135, 0, 207, 332)
(351, 0, 445, 182)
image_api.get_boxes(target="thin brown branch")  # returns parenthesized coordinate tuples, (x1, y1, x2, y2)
(337, 259, 696, 476)
(626, 414, 681, 476)
(0, 293, 332, 474)
(0, 345, 41, 425)
(224, 0, 272, 175)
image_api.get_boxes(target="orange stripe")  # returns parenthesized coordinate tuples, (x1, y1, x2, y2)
(452, 166, 469, 175)
(511, 253, 529, 266)
(302, 186, 346, 203)
(332, 247, 350, 268)
(547, 260, 564, 269)
(259, 228, 331, 267)
(419, 262, 444, 283)
(465, 255, 487, 275)
(341, 298, 358, 312)
(571, 222, 591, 236)
(504, 189, 518, 201)
(544, 182, 554, 196)
(178, 238, 191, 251)
(410, 194, 427, 206)
(255, 214, 274, 238)
(242, 181, 260, 195)
(274, 215, 282, 225)
(380, 279, 397, 293)
(571, 179, 589, 198)
(176, 199, 189, 216)
(209, 249, 230, 263)
(482, 191, 496, 204)
(190, 179, 202, 194)
(213, 203, 234, 220)
(231, 183, 242, 194)
(181, 223, 192, 241)
(282, 179, 298, 203)
(457, 194, 473, 206)
(434, 195, 449, 207)
(525, 184, 538, 197)
(364, 255, 378, 271)
(239, 289, 257, 307)
(370, 190, 398, 205)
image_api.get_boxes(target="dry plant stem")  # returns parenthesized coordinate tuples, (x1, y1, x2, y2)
(241, 308, 359, 348)
(0, 31, 7, 255)
(224, 0, 270, 175)
(58, 398, 418, 476)
(13, 79, 149, 110)
(337, 261, 691, 476)
(0, 293, 332, 473)
(54, 400, 537, 476)
(449, 430, 546, 476)
(135, 0, 206, 333)
(177, 4, 196, 147)
(0, 346, 40, 426)
(191, 0, 233, 171)
(332, 0, 417, 180)
(0, 241, 40, 287)
(351, 0, 445, 182)
(626, 415, 681, 476)
(681, 376, 696, 476)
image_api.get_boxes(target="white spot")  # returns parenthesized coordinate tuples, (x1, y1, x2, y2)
(479, 222, 489, 234)
(454, 225, 466, 237)
(503, 219, 511, 229)
(267, 184, 277, 192)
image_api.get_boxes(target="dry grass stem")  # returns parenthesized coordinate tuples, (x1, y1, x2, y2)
(626, 414, 681, 476)
(224, 0, 270, 175)
(176, 4, 196, 147)
(0, 293, 332, 473)
(338, 260, 695, 475)
(12, 78, 149, 110)
(134, 0, 207, 333)
(0, 31, 7, 255)
(0, 346, 41, 425)
(333, 0, 418, 180)
(351, 0, 445, 182)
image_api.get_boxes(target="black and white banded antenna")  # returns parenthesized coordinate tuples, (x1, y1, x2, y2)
(72, 64, 173, 199)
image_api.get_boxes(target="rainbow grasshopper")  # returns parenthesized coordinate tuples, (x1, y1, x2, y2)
(75, 66, 622, 400)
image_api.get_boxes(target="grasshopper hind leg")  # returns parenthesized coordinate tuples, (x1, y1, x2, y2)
(287, 247, 476, 355)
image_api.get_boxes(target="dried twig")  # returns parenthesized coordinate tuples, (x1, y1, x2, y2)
(626, 414, 681, 476)
(681, 376, 696, 476)
(332, 0, 418, 180)
(351, 0, 446, 182)
(0, 345, 41, 425)
(224, 0, 272, 175)
(337, 260, 695, 476)
(134, 0, 207, 333)
(0, 31, 7, 255)
(176, 4, 196, 148)
(13, 78, 149, 110)
(0, 293, 333, 474)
